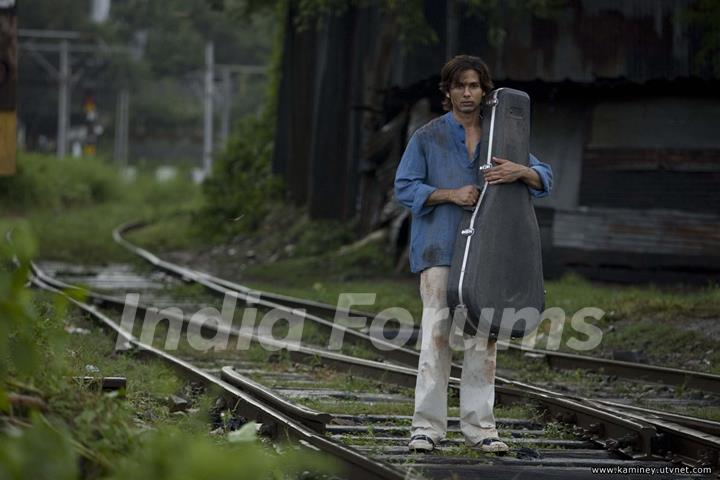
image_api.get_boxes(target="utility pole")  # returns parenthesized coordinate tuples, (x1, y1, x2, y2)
(57, 39, 70, 158)
(219, 66, 232, 148)
(213, 63, 265, 151)
(203, 41, 214, 176)
(113, 88, 128, 166)
(19, 29, 132, 160)
(0, 1, 17, 175)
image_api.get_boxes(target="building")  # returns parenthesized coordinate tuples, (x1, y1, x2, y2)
(273, 0, 720, 282)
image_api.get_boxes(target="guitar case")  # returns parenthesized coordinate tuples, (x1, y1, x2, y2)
(447, 88, 544, 340)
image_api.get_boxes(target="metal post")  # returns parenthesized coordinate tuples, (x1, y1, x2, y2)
(121, 89, 129, 166)
(239, 71, 248, 98)
(57, 39, 69, 158)
(113, 90, 121, 163)
(114, 88, 129, 166)
(445, 0, 458, 60)
(220, 67, 232, 148)
(203, 41, 214, 175)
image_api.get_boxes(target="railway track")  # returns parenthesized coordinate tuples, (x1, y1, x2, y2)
(113, 221, 720, 396)
(21, 223, 720, 479)
(29, 269, 407, 480)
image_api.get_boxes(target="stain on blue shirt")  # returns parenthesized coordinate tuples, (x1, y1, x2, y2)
(394, 111, 553, 273)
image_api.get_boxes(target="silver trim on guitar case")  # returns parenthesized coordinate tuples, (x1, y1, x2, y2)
(456, 88, 504, 309)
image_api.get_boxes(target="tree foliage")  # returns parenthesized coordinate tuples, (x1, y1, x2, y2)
(200, 113, 281, 235)
(465, 0, 567, 47)
(225, 0, 567, 49)
(682, 0, 720, 76)
(19, 0, 275, 142)
(198, 2, 285, 236)
(18, 0, 96, 31)
(109, 0, 272, 77)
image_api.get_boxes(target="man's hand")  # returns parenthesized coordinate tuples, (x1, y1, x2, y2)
(450, 185, 479, 206)
(426, 185, 479, 206)
(483, 157, 526, 184)
(483, 157, 542, 189)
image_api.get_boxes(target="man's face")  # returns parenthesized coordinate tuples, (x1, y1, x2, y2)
(449, 69, 484, 114)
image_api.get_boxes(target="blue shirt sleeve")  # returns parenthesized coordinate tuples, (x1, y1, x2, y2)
(527, 153, 553, 198)
(394, 133, 437, 216)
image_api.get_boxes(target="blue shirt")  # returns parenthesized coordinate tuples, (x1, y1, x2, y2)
(394, 111, 553, 273)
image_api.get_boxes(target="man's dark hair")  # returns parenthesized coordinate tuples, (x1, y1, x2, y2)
(439, 55, 494, 111)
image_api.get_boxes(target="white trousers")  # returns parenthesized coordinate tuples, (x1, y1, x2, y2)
(411, 266, 499, 445)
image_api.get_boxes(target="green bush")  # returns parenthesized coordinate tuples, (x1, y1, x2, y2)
(198, 3, 284, 239)
(109, 424, 335, 480)
(0, 416, 78, 480)
(129, 169, 202, 211)
(0, 153, 204, 261)
(200, 115, 281, 236)
(292, 218, 358, 257)
(0, 153, 122, 211)
(0, 224, 69, 405)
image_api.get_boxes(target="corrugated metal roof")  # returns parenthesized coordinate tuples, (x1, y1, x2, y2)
(459, 0, 713, 83)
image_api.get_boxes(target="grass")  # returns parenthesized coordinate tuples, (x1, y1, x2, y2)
(301, 400, 421, 417)
(494, 403, 538, 420)
(249, 275, 423, 326)
(545, 273, 720, 321)
(0, 153, 207, 263)
(123, 214, 206, 254)
(241, 258, 720, 372)
(97, 177, 718, 379)
(162, 282, 216, 303)
(303, 401, 538, 420)
(542, 421, 577, 440)
(4, 292, 220, 479)
(5, 151, 717, 372)
(8, 152, 716, 446)
(679, 406, 720, 422)
(62, 308, 213, 434)
(2, 284, 336, 479)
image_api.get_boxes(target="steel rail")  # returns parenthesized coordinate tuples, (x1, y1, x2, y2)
(33, 261, 720, 470)
(585, 400, 720, 468)
(279, 345, 720, 468)
(506, 347, 720, 395)
(112, 222, 421, 368)
(114, 221, 720, 395)
(279, 343, 659, 460)
(591, 400, 720, 437)
(112, 223, 720, 467)
(35, 262, 659, 462)
(30, 262, 348, 435)
(28, 270, 410, 480)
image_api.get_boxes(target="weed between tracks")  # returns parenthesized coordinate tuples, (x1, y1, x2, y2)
(542, 422, 577, 441)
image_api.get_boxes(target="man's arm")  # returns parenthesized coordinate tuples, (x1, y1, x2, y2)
(395, 133, 485, 212)
(483, 156, 542, 189)
(426, 186, 479, 206)
(394, 134, 437, 216)
(482, 154, 552, 197)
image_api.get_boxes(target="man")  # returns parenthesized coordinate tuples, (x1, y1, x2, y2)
(394, 55, 553, 453)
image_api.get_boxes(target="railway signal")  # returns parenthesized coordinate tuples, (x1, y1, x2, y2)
(83, 92, 101, 157)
